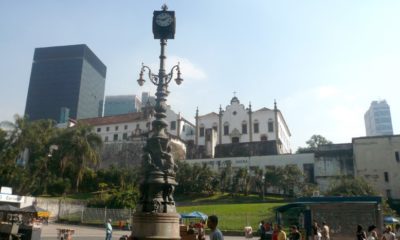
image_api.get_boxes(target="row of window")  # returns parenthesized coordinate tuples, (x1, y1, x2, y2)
(104, 133, 129, 142)
(199, 122, 274, 137)
(97, 125, 129, 133)
(96, 119, 189, 135)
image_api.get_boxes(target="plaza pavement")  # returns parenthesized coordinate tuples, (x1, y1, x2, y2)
(41, 223, 245, 240)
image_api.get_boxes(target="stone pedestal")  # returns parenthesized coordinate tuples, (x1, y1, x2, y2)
(132, 212, 181, 240)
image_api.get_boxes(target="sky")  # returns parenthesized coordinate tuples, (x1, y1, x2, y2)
(0, 1, 399, 150)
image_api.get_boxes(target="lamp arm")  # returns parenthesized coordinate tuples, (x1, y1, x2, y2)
(141, 65, 159, 85)
(165, 64, 180, 84)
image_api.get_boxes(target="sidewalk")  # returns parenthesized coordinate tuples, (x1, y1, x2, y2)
(41, 223, 246, 240)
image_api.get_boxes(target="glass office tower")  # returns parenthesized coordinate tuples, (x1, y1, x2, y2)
(25, 44, 106, 122)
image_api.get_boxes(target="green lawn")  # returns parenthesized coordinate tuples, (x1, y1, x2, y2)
(177, 202, 286, 231)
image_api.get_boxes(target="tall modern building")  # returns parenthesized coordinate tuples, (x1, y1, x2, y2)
(25, 44, 106, 122)
(103, 95, 142, 117)
(364, 100, 393, 136)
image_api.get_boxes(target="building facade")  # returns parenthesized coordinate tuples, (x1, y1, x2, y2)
(364, 100, 394, 136)
(103, 95, 141, 117)
(81, 105, 195, 143)
(353, 135, 400, 199)
(195, 96, 291, 158)
(25, 44, 106, 122)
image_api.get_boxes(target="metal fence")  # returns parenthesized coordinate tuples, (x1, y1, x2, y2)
(59, 206, 134, 225)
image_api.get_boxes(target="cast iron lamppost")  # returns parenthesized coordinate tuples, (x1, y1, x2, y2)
(132, 4, 182, 240)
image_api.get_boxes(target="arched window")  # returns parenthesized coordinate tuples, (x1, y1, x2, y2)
(212, 122, 218, 132)
(223, 122, 229, 136)
(199, 124, 205, 137)
(260, 134, 268, 141)
(268, 119, 274, 132)
(253, 119, 259, 133)
(242, 121, 247, 134)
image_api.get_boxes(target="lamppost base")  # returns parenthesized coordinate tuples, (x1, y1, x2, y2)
(132, 212, 181, 240)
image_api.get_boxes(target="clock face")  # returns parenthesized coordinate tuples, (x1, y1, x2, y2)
(156, 12, 173, 27)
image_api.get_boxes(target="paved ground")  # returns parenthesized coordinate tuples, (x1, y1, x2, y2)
(41, 223, 247, 240)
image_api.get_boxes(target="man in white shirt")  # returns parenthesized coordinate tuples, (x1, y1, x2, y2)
(105, 218, 113, 240)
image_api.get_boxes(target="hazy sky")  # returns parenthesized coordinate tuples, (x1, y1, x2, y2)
(0, 1, 399, 150)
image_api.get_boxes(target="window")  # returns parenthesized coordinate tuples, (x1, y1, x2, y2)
(254, 122, 259, 133)
(182, 125, 186, 131)
(268, 119, 274, 132)
(123, 133, 128, 140)
(115, 126, 119, 131)
(212, 123, 218, 132)
(170, 121, 176, 130)
(124, 125, 128, 130)
(396, 151, 399, 163)
(113, 134, 118, 141)
(260, 135, 267, 141)
(104, 136, 109, 142)
(199, 127, 205, 137)
(97, 128, 101, 132)
(242, 123, 247, 134)
(386, 189, 392, 199)
(384, 172, 389, 182)
(224, 125, 229, 135)
(106, 127, 110, 132)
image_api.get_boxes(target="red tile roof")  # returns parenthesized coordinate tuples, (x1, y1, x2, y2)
(80, 112, 147, 126)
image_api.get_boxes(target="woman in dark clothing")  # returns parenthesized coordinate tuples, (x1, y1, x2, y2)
(356, 224, 367, 240)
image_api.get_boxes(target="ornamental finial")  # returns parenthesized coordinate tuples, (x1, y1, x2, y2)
(161, 4, 168, 11)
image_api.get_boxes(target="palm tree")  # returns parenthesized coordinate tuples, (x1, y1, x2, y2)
(56, 123, 102, 192)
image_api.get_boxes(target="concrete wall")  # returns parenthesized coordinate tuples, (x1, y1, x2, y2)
(314, 144, 354, 192)
(353, 135, 400, 199)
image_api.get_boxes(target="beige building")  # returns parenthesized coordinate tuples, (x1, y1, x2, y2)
(353, 135, 400, 199)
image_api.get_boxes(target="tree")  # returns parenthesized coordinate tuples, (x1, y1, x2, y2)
(264, 166, 285, 193)
(219, 160, 233, 194)
(281, 165, 304, 196)
(297, 134, 332, 153)
(55, 123, 103, 192)
(326, 176, 377, 196)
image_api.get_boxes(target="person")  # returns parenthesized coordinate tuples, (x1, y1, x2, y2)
(382, 225, 396, 240)
(105, 218, 113, 240)
(367, 225, 378, 240)
(259, 220, 267, 240)
(288, 225, 301, 240)
(207, 215, 224, 240)
(356, 224, 367, 240)
(312, 221, 321, 240)
(272, 224, 279, 240)
(198, 220, 206, 240)
(277, 225, 286, 240)
(321, 222, 330, 240)
(395, 224, 400, 240)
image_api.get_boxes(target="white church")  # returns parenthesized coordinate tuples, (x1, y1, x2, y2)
(193, 95, 292, 158)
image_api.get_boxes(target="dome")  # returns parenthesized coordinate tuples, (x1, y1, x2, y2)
(230, 96, 240, 104)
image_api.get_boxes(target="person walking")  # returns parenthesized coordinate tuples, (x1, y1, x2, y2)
(277, 225, 286, 240)
(272, 224, 279, 240)
(367, 225, 378, 240)
(288, 225, 301, 240)
(321, 222, 330, 240)
(395, 224, 400, 240)
(207, 215, 224, 240)
(312, 221, 321, 240)
(105, 218, 113, 240)
(356, 225, 367, 240)
(382, 226, 396, 240)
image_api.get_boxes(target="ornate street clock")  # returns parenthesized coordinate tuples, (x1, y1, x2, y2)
(152, 5, 176, 39)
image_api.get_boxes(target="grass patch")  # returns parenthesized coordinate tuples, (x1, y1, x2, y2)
(177, 202, 286, 231)
(176, 192, 285, 205)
